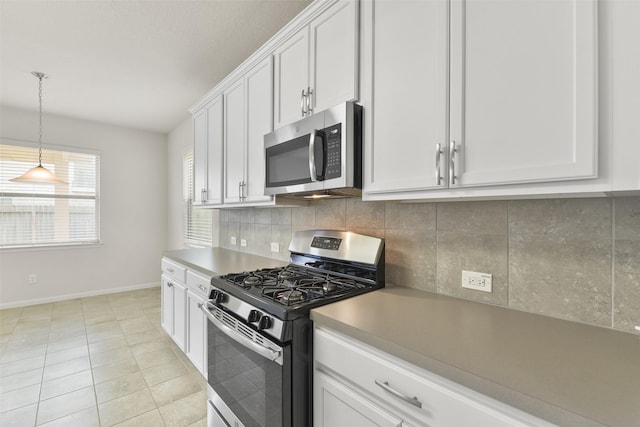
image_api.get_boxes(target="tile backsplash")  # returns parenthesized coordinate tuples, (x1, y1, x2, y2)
(218, 197, 640, 334)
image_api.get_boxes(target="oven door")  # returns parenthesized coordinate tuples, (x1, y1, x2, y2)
(202, 304, 288, 427)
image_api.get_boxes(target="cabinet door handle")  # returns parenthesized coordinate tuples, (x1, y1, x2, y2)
(307, 87, 313, 115)
(201, 188, 207, 202)
(449, 140, 458, 185)
(435, 143, 443, 185)
(375, 379, 423, 408)
(198, 284, 207, 292)
(167, 268, 174, 273)
(301, 89, 307, 116)
(167, 282, 174, 288)
(197, 303, 203, 309)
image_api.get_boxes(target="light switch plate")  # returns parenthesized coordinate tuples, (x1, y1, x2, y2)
(462, 270, 492, 293)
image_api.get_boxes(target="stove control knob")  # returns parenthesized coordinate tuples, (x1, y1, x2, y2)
(214, 292, 227, 304)
(248, 310, 262, 323)
(258, 316, 273, 330)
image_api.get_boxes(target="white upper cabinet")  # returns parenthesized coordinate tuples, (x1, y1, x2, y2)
(449, 0, 597, 188)
(245, 57, 275, 203)
(224, 57, 275, 206)
(274, 0, 359, 129)
(193, 95, 223, 206)
(363, 0, 599, 201)
(362, 0, 448, 195)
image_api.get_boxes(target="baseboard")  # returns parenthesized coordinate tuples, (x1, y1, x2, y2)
(0, 282, 161, 310)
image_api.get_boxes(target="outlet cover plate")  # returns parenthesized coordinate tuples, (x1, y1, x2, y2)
(462, 270, 492, 293)
(240, 239, 247, 247)
(270, 242, 280, 253)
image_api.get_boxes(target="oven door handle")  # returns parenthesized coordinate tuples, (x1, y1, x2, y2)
(201, 304, 283, 365)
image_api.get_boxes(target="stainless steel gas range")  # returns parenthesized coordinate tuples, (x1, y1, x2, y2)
(202, 230, 385, 427)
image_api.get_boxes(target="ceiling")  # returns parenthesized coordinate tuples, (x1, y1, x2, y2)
(0, 0, 312, 134)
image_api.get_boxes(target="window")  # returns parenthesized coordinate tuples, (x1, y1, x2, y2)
(0, 141, 100, 248)
(183, 151, 213, 246)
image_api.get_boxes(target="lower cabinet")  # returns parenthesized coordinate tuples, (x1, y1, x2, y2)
(161, 275, 187, 351)
(314, 327, 554, 427)
(161, 258, 210, 379)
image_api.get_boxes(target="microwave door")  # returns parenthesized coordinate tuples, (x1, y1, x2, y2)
(265, 133, 324, 195)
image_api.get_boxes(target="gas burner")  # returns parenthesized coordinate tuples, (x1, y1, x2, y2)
(278, 289, 306, 304)
(243, 276, 262, 287)
(278, 270, 296, 281)
(322, 281, 337, 294)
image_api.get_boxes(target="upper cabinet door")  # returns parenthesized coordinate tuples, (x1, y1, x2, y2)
(206, 96, 224, 205)
(273, 28, 310, 129)
(192, 109, 208, 204)
(310, 0, 359, 114)
(449, 0, 598, 187)
(223, 79, 246, 204)
(362, 0, 449, 196)
(244, 57, 274, 203)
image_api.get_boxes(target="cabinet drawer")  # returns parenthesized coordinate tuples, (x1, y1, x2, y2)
(314, 327, 553, 427)
(161, 258, 186, 283)
(186, 270, 211, 299)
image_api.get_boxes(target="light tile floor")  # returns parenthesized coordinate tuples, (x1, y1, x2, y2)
(0, 287, 208, 426)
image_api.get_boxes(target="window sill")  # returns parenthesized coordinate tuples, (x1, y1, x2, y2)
(0, 242, 104, 253)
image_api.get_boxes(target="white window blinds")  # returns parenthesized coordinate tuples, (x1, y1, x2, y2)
(0, 141, 100, 248)
(183, 151, 213, 246)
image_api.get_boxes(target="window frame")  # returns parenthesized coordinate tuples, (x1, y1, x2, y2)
(0, 138, 101, 251)
(183, 150, 213, 247)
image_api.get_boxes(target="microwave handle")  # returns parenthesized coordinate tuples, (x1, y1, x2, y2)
(308, 130, 326, 182)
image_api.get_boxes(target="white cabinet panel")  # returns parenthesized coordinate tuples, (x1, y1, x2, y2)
(223, 79, 246, 204)
(315, 371, 404, 427)
(245, 57, 274, 203)
(274, 0, 359, 129)
(161, 275, 187, 351)
(314, 327, 554, 427)
(161, 276, 174, 337)
(186, 290, 206, 377)
(192, 96, 224, 206)
(449, 0, 597, 187)
(273, 28, 310, 129)
(310, 0, 359, 114)
(362, 0, 448, 195)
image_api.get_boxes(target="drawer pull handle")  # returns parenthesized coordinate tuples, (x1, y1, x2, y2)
(198, 284, 207, 291)
(375, 379, 423, 408)
(167, 268, 174, 273)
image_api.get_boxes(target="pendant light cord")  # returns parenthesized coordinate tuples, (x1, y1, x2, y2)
(37, 73, 44, 167)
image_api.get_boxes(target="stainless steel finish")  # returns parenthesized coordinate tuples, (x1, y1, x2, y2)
(198, 302, 203, 309)
(201, 303, 283, 365)
(208, 385, 244, 427)
(309, 129, 318, 182)
(201, 188, 207, 202)
(208, 285, 285, 341)
(264, 102, 360, 197)
(167, 282, 174, 288)
(301, 89, 306, 116)
(289, 229, 384, 266)
(449, 140, 457, 185)
(435, 143, 443, 185)
(307, 86, 313, 114)
(198, 284, 208, 292)
(240, 180, 246, 201)
(238, 181, 242, 201)
(167, 268, 175, 273)
(375, 379, 423, 409)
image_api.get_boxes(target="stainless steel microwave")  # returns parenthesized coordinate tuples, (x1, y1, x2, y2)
(264, 102, 362, 199)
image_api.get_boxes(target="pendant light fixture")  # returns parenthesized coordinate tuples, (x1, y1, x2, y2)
(10, 72, 67, 185)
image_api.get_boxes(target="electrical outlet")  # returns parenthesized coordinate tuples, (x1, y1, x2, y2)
(461, 270, 492, 293)
(271, 242, 280, 253)
(230, 236, 237, 245)
(240, 239, 247, 247)
(28, 274, 37, 284)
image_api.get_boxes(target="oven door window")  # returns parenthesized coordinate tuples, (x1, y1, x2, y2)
(208, 317, 287, 427)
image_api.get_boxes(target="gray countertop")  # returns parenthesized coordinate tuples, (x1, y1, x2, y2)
(163, 248, 287, 277)
(310, 287, 640, 427)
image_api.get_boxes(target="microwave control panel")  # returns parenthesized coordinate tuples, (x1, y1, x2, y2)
(324, 123, 342, 179)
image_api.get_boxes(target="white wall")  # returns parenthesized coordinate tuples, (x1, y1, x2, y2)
(0, 106, 168, 307)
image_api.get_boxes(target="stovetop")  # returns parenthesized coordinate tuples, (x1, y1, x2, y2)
(208, 230, 385, 335)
